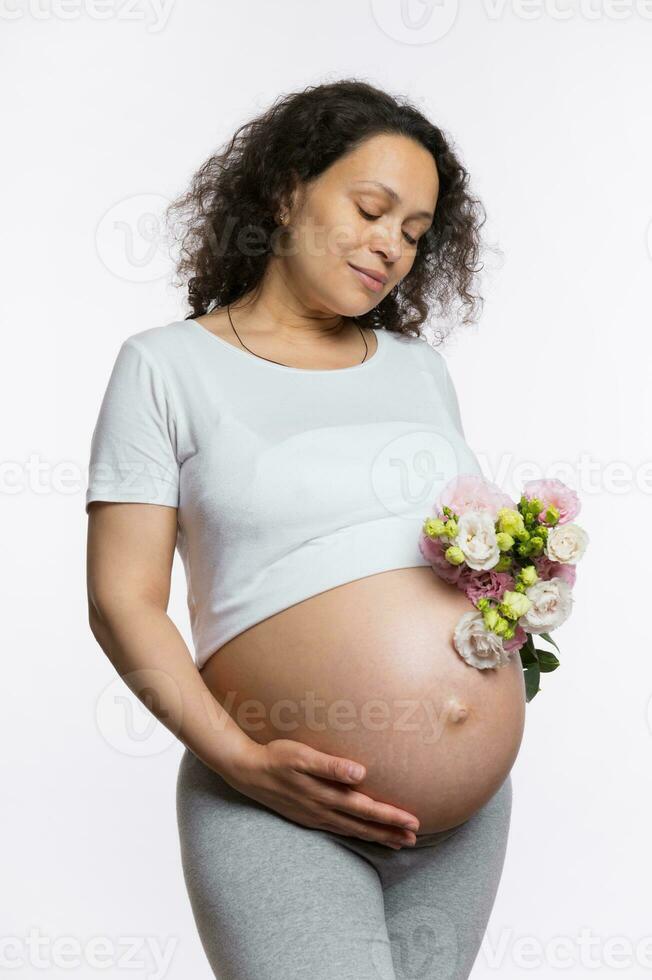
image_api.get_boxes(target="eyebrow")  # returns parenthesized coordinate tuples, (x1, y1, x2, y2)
(353, 180, 434, 221)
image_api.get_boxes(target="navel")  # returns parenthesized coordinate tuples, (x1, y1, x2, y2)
(445, 696, 469, 724)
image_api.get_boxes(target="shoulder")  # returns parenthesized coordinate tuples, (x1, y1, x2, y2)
(120, 319, 192, 360)
(384, 329, 447, 372)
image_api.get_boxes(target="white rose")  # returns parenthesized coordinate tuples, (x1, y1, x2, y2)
(454, 511, 500, 571)
(453, 611, 512, 670)
(545, 523, 589, 564)
(520, 578, 573, 634)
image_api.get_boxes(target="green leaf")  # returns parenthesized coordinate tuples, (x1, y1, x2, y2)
(539, 631, 561, 652)
(535, 649, 560, 672)
(519, 644, 539, 667)
(523, 663, 541, 702)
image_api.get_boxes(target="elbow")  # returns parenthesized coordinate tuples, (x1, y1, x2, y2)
(87, 597, 112, 649)
(88, 603, 106, 646)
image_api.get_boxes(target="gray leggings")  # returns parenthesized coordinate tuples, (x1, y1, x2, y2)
(175, 746, 512, 980)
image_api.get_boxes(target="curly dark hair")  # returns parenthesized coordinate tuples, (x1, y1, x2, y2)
(165, 77, 491, 341)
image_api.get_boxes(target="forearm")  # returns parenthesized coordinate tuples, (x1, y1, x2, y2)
(88, 598, 255, 778)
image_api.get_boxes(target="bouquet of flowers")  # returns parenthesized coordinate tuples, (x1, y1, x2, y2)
(419, 476, 589, 701)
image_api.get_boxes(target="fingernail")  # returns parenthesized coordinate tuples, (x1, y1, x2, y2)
(404, 822, 419, 832)
(348, 765, 364, 779)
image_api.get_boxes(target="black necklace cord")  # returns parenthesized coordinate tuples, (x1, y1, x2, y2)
(226, 304, 369, 368)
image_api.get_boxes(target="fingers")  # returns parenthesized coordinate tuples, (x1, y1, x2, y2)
(320, 810, 418, 850)
(292, 747, 368, 785)
(286, 743, 421, 844)
(291, 747, 420, 831)
(320, 785, 420, 832)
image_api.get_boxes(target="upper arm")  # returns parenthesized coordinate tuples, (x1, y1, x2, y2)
(87, 501, 178, 616)
(84, 337, 181, 616)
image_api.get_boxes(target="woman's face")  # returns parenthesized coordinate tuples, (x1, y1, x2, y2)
(278, 133, 439, 319)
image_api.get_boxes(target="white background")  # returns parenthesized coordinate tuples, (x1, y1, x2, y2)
(3, 1, 651, 977)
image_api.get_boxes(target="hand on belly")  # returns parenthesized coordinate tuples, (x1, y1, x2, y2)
(202, 567, 527, 834)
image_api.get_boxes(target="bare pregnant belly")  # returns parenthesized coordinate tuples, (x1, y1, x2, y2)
(199, 566, 526, 834)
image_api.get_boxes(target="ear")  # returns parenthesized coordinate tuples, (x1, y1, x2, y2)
(276, 170, 302, 224)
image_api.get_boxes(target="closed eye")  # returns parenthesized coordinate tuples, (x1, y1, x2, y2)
(357, 205, 417, 246)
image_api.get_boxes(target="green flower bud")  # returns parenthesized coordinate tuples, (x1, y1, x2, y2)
(527, 497, 543, 516)
(423, 517, 446, 538)
(519, 565, 538, 586)
(444, 519, 458, 539)
(496, 508, 526, 537)
(495, 531, 514, 552)
(483, 608, 500, 631)
(498, 590, 532, 620)
(444, 545, 465, 566)
(494, 616, 511, 637)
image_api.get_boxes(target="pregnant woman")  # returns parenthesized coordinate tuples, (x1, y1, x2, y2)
(86, 79, 526, 979)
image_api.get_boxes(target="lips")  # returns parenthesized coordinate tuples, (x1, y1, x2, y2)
(348, 263, 387, 293)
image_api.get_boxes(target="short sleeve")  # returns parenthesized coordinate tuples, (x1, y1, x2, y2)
(85, 339, 180, 513)
(439, 355, 466, 438)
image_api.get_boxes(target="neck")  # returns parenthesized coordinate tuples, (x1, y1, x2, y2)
(229, 276, 356, 346)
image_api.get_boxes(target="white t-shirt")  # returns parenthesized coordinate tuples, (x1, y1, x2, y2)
(85, 318, 482, 669)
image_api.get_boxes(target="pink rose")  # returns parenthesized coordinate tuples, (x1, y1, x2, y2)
(533, 555, 577, 588)
(523, 478, 580, 525)
(436, 474, 515, 519)
(457, 567, 515, 604)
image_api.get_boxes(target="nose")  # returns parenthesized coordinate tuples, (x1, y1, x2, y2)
(368, 225, 403, 264)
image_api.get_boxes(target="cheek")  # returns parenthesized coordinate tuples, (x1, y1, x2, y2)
(310, 199, 365, 258)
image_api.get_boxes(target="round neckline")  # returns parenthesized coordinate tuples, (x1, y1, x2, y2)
(185, 317, 388, 374)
